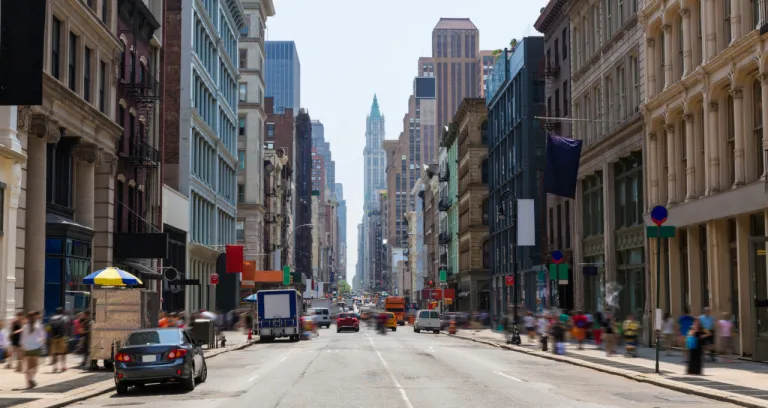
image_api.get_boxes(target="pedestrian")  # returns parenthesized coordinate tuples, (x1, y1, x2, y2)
(8, 311, 24, 371)
(572, 310, 588, 350)
(716, 312, 733, 356)
(603, 314, 616, 356)
(592, 312, 603, 348)
(662, 312, 675, 355)
(686, 317, 709, 375)
(49, 307, 70, 373)
(78, 310, 92, 368)
(552, 321, 566, 355)
(699, 307, 716, 362)
(622, 314, 641, 357)
(537, 313, 550, 351)
(523, 312, 536, 344)
(678, 307, 694, 363)
(0, 320, 8, 365)
(20, 311, 46, 389)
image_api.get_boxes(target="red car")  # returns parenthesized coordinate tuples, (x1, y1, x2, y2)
(336, 312, 360, 333)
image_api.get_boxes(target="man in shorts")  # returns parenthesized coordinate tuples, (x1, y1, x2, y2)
(49, 307, 70, 373)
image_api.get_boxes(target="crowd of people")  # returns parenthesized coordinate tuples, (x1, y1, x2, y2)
(0, 308, 93, 389)
(495, 307, 732, 376)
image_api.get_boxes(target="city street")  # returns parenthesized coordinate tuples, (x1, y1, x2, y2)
(70, 326, 733, 408)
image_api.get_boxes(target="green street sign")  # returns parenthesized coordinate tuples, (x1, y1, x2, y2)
(282, 265, 291, 285)
(549, 264, 569, 282)
(439, 269, 447, 282)
(646, 225, 676, 238)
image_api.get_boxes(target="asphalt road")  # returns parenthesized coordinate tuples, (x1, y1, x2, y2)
(71, 326, 735, 408)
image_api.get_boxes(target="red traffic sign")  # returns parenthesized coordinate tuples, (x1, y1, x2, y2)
(210, 273, 219, 285)
(505, 275, 515, 286)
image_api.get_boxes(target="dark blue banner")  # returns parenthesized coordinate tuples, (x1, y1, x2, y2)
(544, 134, 583, 199)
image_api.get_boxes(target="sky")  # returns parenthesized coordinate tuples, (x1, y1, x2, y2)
(267, 0, 550, 284)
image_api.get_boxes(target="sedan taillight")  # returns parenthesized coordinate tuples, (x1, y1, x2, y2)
(166, 349, 188, 360)
(115, 352, 132, 362)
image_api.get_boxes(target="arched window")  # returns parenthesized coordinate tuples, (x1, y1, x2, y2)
(481, 158, 489, 184)
(481, 120, 489, 144)
(482, 198, 489, 225)
(482, 240, 490, 269)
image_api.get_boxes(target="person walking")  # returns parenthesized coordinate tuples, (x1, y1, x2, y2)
(699, 308, 716, 362)
(49, 307, 70, 373)
(20, 311, 46, 389)
(603, 314, 616, 356)
(662, 312, 675, 355)
(8, 311, 24, 371)
(592, 312, 603, 348)
(678, 308, 694, 363)
(572, 311, 588, 350)
(686, 318, 709, 375)
(716, 312, 733, 356)
(622, 314, 641, 357)
(523, 312, 536, 344)
(78, 311, 92, 369)
(0, 320, 8, 365)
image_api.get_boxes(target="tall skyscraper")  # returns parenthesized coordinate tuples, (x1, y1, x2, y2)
(363, 94, 386, 211)
(265, 41, 301, 113)
(311, 120, 334, 198)
(431, 18, 480, 161)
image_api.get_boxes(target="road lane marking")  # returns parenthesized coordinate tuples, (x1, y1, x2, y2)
(494, 370, 523, 382)
(249, 374, 259, 382)
(367, 334, 414, 408)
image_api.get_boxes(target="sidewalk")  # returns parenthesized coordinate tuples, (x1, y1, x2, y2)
(0, 331, 255, 408)
(449, 329, 768, 408)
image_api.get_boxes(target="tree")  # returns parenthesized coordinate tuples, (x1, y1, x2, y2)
(338, 280, 351, 295)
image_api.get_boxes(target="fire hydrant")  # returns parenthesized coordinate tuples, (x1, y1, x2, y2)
(448, 320, 457, 335)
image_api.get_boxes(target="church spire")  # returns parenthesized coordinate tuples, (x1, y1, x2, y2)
(370, 94, 381, 118)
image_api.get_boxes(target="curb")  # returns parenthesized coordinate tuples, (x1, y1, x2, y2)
(13, 340, 258, 408)
(445, 333, 768, 408)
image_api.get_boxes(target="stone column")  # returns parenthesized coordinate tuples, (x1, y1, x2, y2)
(693, 106, 706, 196)
(662, 24, 673, 88)
(730, 88, 745, 187)
(93, 153, 117, 270)
(735, 215, 753, 355)
(646, 39, 657, 98)
(759, 74, 768, 180)
(708, 220, 730, 317)
(729, 0, 741, 43)
(681, 8, 693, 76)
(648, 132, 659, 206)
(705, 0, 717, 61)
(706, 102, 720, 195)
(683, 113, 696, 200)
(665, 123, 677, 205)
(24, 115, 61, 312)
(74, 144, 102, 229)
(602, 163, 616, 286)
(0, 107, 25, 319)
(572, 179, 584, 311)
(687, 227, 703, 314)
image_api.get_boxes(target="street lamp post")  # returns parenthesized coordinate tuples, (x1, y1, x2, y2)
(497, 189, 521, 345)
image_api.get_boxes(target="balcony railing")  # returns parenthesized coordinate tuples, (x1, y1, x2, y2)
(121, 137, 160, 165)
(544, 61, 560, 77)
(438, 196, 451, 212)
(120, 62, 160, 101)
(439, 167, 450, 182)
(438, 232, 451, 245)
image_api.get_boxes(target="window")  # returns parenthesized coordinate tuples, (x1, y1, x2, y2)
(0, 181, 5, 235)
(84, 47, 92, 102)
(46, 139, 76, 210)
(614, 152, 643, 228)
(239, 49, 247, 68)
(727, 94, 735, 185)
(101, 0, 108, 23)
(565, 201, 571, 248)
(51, 18, 61, 79)
(238, 150, 245, 169)
(754, 79, 764, 179)
(582, 174, 603, 236)
(267, 123, 275, 137)
(266, 142, 274, 149)
(68, 32, 77, 91)
(239, 17, 249, 37)
(724, 0, 732, 46)
(236, 220, 245, 239)
(239, 83, 247, 102)
(562, 28, 568, 59)
(238, 118, 246, 136)
(98, 61, 106, 112)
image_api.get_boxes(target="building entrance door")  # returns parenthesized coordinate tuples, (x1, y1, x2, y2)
(750, 236, 768, 362)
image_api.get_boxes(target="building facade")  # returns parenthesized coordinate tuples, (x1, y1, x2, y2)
(364, 95, 386, 211)
(335, 184, 347, 281)
(294, 109, 313, 281)
(237, 0, 274, 272)
(163, 0, 246, 311)
(263, 148, 291, 270)
(311, 147, 326, 198)
(432, 18, 481, 162)
(535, 0, 575, 312)
(264, 41, 300, 114)
(455, 98, 490, 312)
(311, 120, 335, 198)
(567, 0, 645, 318)
(486, 38, 546, 321)
(641, 0, 768, 358)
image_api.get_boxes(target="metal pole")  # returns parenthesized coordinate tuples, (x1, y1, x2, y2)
(655, 224, 661, 374)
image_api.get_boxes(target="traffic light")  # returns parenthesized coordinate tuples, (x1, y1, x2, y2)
(428, 280, 434, 288)
(290, 276, 294, 284)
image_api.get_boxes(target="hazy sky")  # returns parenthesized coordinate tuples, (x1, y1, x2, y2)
(267, 0, 549, 283)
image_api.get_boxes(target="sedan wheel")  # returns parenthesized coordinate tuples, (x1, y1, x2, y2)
(115, 382, 129, 395)
(196, 361, 208, 383)
(183, 366, 196, 391)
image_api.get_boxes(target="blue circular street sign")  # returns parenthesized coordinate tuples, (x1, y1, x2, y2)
(552, 250, 564, 264)
(651, 205, 668, 226)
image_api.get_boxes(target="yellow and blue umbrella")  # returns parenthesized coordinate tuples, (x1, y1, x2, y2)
(83, 267, 143, 286)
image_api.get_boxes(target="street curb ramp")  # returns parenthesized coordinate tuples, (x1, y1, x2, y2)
(444, 333, 768, 408)
(13, 340, 258, 408)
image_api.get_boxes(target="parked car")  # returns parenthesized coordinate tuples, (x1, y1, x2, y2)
(414, 310, 441, 334)
(336, 312, 360, 333)
(113, 328, 207, 394)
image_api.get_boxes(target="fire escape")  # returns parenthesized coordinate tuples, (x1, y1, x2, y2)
(541, 53, 561, 132)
